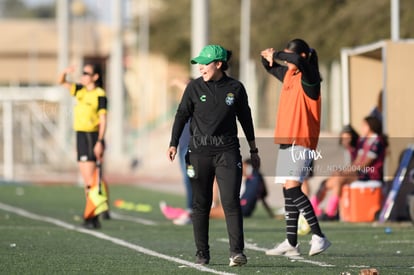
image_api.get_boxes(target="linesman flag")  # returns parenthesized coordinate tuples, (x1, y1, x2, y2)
(84, 162, 109, 219)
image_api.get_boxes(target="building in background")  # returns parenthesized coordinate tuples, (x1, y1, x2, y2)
(0, 14, 188, 182)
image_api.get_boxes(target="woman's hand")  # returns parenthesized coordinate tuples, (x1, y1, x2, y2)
(167, 146, 177, 162)
(64, 65, 76, 74)
(94, 141, 105, 162)
(250, 152, 261, 170)
(260, 48, 275, 66)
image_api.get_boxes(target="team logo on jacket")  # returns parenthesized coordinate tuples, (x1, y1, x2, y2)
(225, 93, 235, 106)
(187, 165, 195, 178)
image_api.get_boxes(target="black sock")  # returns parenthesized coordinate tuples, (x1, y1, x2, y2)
(286, 186, 324, 238)
(283, 188, 299, 247)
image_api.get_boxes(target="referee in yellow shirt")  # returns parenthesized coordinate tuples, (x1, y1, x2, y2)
(58, 64, 108, 229)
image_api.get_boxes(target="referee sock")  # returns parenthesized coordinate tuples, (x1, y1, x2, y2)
(283, 188, 299, 247)
(286, 186, 324, 238)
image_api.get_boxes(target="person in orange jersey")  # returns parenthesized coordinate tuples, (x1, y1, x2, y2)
(261, 39, 330, 257)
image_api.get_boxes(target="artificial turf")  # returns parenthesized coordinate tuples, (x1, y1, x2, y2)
(1, 183, 413, 275)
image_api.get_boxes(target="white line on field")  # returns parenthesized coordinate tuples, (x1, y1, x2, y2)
(218, 238, 335, 267)
(379, 240, 414, 244)
(0, 202, 235, 275)
(110, 211, 158, 226)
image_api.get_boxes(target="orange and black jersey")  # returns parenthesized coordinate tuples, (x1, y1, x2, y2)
(70, 84, 107, 132)
(170, 74, 255, 152)
(262, 51, 322, 150)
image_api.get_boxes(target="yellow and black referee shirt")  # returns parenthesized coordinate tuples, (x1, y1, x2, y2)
(70, 84, 107, 132)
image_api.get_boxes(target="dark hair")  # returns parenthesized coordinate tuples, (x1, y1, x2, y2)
(377, 90, 383, 111)
(364, 116, 389, 147)
(339, 124, 359, 149)
(243, 158, 257, 172)
(220, 50, 232, 71)
(86, 63, 103, 88)
(244, 158, 252, 165)
(364, 116, 382, 135)
(286, 38, 322, 81)
(286, 38, 310, 58)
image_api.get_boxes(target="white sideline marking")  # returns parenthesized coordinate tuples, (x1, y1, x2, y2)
(110, 211, 158, 226)
(287, 256, 335, 267)
(218, 238, 335, 267)
(0, 202, 235, 275)
(379, 240, 414, 244)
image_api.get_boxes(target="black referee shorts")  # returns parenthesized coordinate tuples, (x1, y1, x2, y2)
(76, 131, 98, 162)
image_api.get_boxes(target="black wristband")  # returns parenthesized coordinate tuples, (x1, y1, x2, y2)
(97, 139, 105, 146)
(250, 148, 258, 154)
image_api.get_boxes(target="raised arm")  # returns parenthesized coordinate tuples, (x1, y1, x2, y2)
(58, 65, 76, 90)
(260, 48, 287, 82)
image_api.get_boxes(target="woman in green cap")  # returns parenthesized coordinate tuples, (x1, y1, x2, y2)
(167, 44, 260, 266)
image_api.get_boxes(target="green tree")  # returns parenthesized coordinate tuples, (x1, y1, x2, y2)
(0, 0, 54, 18)
(32, 4, 55, 18)
(145, 0, 414, 69)
(148, 0, 192, 63)
(1, 0, 31, 18)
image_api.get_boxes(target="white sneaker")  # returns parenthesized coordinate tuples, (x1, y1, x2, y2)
(229, 253, 247, 267)
(309, 234, 331, 256)
(265, 239, 300, 256)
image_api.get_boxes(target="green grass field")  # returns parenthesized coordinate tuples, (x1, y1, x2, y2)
(1, 182, 413, 275)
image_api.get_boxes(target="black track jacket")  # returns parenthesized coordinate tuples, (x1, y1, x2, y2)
(169, 74, 255, 153)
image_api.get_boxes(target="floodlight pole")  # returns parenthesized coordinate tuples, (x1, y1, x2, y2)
(239, 0, 250, 85)
(191, 0, 209, 78)
(239, 0, 257, 122)
(57, 0, 69, 73)
(136, 0, 150, 162)
(3, 101, 13, 180)
(56, 0, 71, 152)
(391, 0, 400, 41)
(109, 0, 125, 161)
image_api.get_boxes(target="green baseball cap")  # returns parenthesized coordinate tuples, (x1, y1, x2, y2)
(190, 45, 227, 65)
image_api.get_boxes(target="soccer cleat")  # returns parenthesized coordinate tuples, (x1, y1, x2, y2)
(159, 201, 188, 220)
(309, 234, 331, 256)
(265, 239, 300, 256)
(101, 210, 111, 220)
(229, 253, 247, 267)
(173, 212, 192, 225)
(82, 216, 101, 229)
(318, 212, 339, 221)
(195, 250, 210, 265)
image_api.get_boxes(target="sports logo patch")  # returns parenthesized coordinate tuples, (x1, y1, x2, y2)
(80, 155, 88, 162)
(187, 165, 195, 178)
(225, 92, 235, 106)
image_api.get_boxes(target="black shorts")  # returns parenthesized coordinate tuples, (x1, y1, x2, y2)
(76, 131, 98, 162)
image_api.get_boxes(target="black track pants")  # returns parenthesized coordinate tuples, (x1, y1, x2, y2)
(187, 149, 244, 255)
